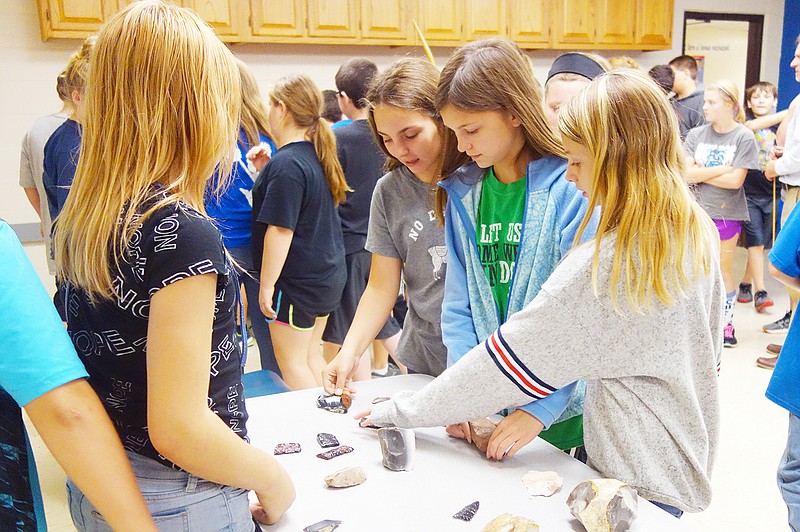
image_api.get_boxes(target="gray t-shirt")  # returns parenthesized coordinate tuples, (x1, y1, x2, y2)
(371, 232, 723, 512)
(684, 123, 759, 221)
(366, 166, 447, 376)
(19, 112, 69, 274)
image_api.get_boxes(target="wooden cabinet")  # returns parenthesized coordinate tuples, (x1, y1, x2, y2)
(465, 0, 506, 40)
(596, 0, 635, 45)
(308, 0, 358, 38)
(36, 0, 674, 50)
(635, 0, 673, 48)
(508, 0, 549, 46)
(553, 0, 593, 46)
(37, 0, 117, 39)
(250, 0, 305, 39)
(182, 0, 247, 41)
(361, 0, 409, 41)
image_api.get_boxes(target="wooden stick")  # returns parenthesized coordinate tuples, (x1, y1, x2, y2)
(412, 19, 435, 65)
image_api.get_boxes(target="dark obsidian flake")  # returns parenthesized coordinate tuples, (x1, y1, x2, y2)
(453, 501, 480, 522)
(317, 432, 340, 448)
(316, 393, 352, 414)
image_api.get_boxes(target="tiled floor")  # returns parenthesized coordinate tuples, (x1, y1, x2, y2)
(21, 242, 790, 531)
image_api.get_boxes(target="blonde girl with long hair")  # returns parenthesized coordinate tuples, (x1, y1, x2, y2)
(250, 75, 348, 390)
(323, 58, 465, 393)
(43, 34, 95, 222)
(684, 79, 759, 348)
(205, 58, 280, 376)
(363, 69, 723, 518)
(54, 2, 294, 528)
(436, 38, 597, 460)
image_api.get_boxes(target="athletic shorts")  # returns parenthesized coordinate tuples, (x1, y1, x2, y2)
(713, 219, 743, 241)
(322, 249, 401, 344)
(268, 289, 329, 331)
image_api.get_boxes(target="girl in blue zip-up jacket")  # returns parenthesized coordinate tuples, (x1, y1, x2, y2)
(436, 39, 599, 460)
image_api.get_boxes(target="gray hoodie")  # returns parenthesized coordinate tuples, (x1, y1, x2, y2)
(370, 234, 723, 512)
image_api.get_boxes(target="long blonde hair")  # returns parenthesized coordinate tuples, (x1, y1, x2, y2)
(558, 70, 716, 312)
(270, 75, 349, 205)
(434, 38, 564, 219)
(366, 58, 465, 174)
(55, 0, 240, 302)
(708, 80, 746, 124)
(236, 58, 273, 148)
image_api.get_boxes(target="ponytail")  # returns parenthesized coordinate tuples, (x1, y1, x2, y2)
(271, 75, 349, 205)
(310, 116, 349, 205)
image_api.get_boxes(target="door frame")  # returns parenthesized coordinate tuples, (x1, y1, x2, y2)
(682, 11, 764, 90)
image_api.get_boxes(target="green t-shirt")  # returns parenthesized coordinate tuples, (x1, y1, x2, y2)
(476, 168, 526, 322)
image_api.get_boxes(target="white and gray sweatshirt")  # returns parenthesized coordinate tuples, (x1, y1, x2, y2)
(369, 234, 723, 512)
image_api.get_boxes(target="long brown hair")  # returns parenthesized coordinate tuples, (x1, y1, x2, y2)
(434, 38, 564, 220)
(270, 75, 349, 205)
(55, 0, 241, 302)
(366, 58, 465, 174)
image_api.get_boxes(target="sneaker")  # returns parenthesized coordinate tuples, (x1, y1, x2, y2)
(766, 343, 782, 355)
(763, 310, 792, 334)
(723, 323, 737, 348)
(753, 290, 774, 312)
(756, 355, 778, 370)
(372, 362, 401, 378)
(737, 283, 753, 303)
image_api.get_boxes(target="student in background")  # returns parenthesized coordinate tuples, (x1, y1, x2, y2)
(684, 80, 759, 348)
(436, 39, 597, 460)
(761, 38, 800, 368)
(0, 220, 156, 532)
(648, 64, 675, 96)
(250, 75, 348, 390)
(323, 57, 463, 392)
(54, 2, 295, 528)
(43, 35, 95, 222)
(19, 70, 72, 274)
(543, 52, 610, 129)
(205, 58, 279, 375)
(737, 81, 786, 315)
(322, 89, 345, 126)
(322, 58, 403, 379)
(364, 70, 722, 519)
(669, 55, 706, 140)
(608, 55, 640, 70)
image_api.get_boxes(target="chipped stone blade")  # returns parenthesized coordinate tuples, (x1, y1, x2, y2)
(453, 500, 480, 521)
(303, 519, 341, 532)
(316, 393, 352, 414)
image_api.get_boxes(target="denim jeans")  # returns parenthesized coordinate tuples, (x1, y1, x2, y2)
(67, 451, 254, 531)
(779, 412, 800, 531)
(228, 245, 280, 376)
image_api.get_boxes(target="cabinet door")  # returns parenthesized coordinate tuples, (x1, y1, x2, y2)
(182, 0, 246, 40)
(361, 0, 409, 41)
(635, 0, 673, 47)
(508, 0, 549, 46)
(596, 0, 635, 45)
(416, 0, 462, 43)
(308, 0, 358, 38)
(553, 0, 593, 46)
(465, 0, 505, 40)
(37, 0, 115, 39)
(250, 0, 305, 37)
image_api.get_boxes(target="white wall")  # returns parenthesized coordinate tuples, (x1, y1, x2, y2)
(1, 0, 785, 227)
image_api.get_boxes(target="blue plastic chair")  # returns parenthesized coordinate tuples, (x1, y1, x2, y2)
(241, 369, 290, 398)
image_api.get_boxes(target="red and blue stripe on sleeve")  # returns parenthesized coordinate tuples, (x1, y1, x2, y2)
(485, 329, 556, 400)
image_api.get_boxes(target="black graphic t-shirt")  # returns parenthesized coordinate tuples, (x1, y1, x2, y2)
(65, 199, 248, 468)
